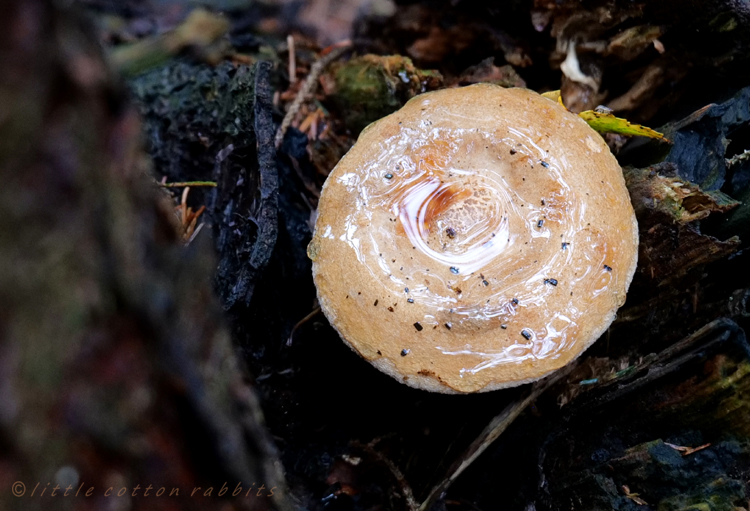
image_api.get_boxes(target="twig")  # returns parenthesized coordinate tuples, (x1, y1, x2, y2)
(174, 187, 207, 242)
(665, 442, 711, 456)
(180, 186, 190, 225)
(186, 222, 205, 245)
(274, 41, 352, 149)
(287, 34, 296, 84)
(622, 485, 648, 506)
(353, 440, 419, 511)
(160, 180, 217, 188)
(286, 307, 321, 346)
(418, 367, 574, 511)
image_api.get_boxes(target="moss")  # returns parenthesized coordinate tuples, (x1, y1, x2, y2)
(658, 478, 746, 511)
(330, 54, 442, 134)
(128, 59, 259, 184)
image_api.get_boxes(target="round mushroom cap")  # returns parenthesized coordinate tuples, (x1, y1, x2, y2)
(309, 84, 638, 394)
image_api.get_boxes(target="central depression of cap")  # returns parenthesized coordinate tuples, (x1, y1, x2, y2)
(309, 84, 638, 393)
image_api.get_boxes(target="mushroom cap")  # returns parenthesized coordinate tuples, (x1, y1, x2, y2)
(309, 84, 638, 394)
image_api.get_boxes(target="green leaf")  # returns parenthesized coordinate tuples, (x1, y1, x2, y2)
(578, 110, 666, 140)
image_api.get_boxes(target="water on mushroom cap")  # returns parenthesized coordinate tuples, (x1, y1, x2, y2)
(324, 95, 627, 377)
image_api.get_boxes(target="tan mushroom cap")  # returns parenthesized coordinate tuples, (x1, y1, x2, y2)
(309, 84, 638, 394)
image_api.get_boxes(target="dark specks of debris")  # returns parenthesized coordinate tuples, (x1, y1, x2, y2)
(545, 278, 558, 286)
(401, 349, 410, 356)
(374, 299, 379, 306)
(482, 280, 489, 286)
(405, 287, 409, 293)
(446, 227, 457, 238)
(445, 323, 452, 330)
(541, 199, 546, 206)
(604, 264, 613, 271)
(540, 161, 550, 168)
(388, 306, 394, 312)
(377, 350, 382, 355)
(450, 266, 460, 274)
(537, 219, 544, 228)
(521, 330, 532, 340)
(512, 298, 519, 305)
(385, 173, 394, 179)
(414, 322, 423, 331)
(407, 298, 414, 303)
(501, 324, 507, 329)
(510, 148, 517, 155)
(562, 242, 570, 250)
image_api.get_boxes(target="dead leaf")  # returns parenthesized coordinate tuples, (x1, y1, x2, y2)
(665, 442, 712, 456)
(622, 485, 648, 506)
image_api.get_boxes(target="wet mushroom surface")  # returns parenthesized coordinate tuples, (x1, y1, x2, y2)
(309, 84, 639, 393)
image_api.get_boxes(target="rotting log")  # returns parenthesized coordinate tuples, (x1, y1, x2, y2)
(535, 320, 750, 511)
(129, 59, 279, 312)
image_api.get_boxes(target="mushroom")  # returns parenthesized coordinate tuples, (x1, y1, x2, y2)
(308, 84, 638, 393)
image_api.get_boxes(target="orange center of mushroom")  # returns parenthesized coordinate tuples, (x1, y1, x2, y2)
(386, 141, 473, 235)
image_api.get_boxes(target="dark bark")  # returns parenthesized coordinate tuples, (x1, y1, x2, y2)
(129, 59, 280, 311)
